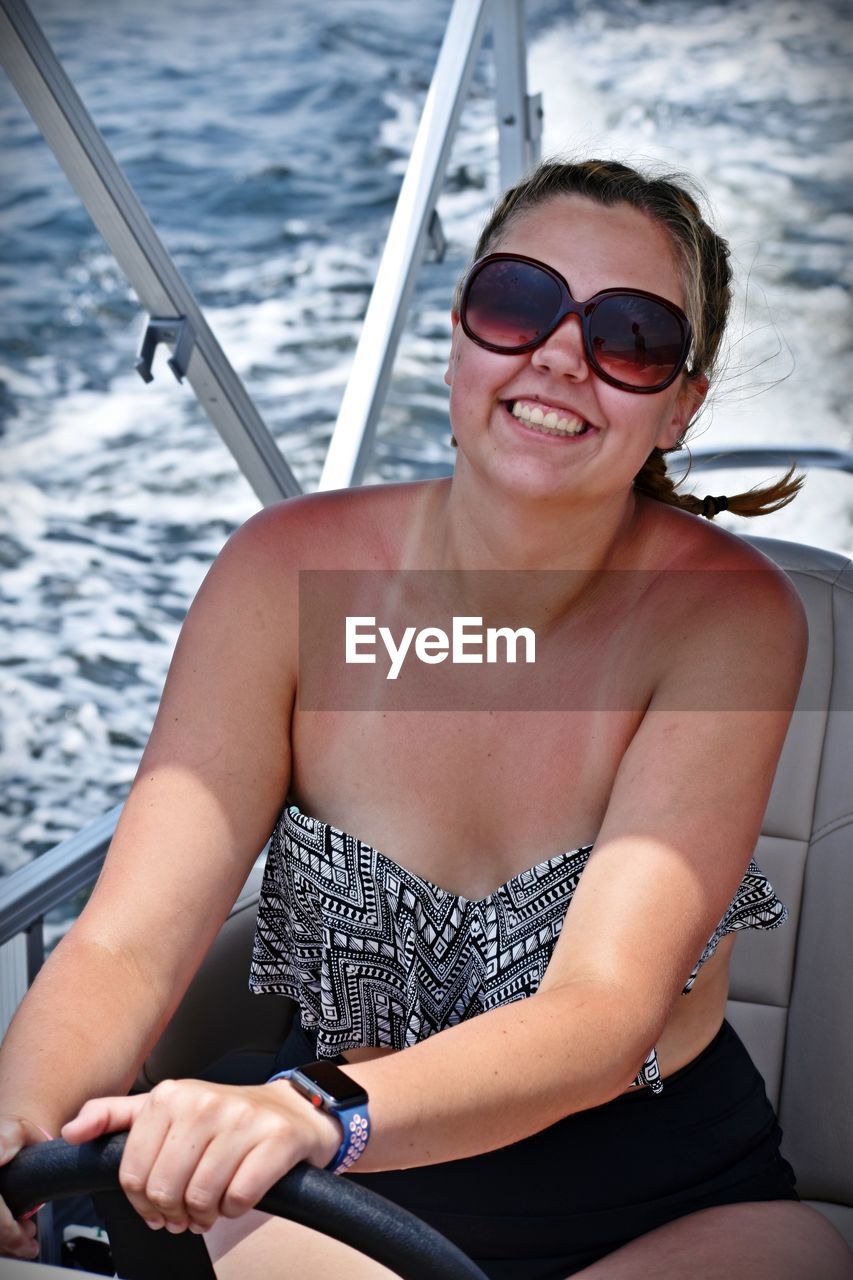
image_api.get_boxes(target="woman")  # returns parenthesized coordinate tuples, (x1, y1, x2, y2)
(1, 159, 850, 1279)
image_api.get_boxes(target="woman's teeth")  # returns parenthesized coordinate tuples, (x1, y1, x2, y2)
(510, 401, 589, 436)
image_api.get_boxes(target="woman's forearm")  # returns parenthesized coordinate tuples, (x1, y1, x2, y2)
(339, 981, 652, 1174)
(1, 942, 653, 1175)
(0, 931, 173, 1135)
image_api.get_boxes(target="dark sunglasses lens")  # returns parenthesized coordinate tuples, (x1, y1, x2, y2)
(465, 260, 562, 350)
(590, 295, 686, 388)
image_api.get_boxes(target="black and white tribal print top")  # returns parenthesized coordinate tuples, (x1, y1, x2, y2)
(249, 803, 789, 1093)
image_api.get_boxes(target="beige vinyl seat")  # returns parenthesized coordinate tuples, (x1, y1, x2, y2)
(138, 534, 853, 1248)
(723, 535, 853, 1246)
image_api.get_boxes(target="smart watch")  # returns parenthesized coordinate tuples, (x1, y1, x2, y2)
(267, 1060, 370, 1174)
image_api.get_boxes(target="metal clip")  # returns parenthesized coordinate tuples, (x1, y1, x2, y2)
(135, 315, 195, 384)
(526, 91, 543, 147)
(427, 208, 447, 263)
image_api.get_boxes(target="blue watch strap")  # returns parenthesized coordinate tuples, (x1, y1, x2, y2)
(267, 1068, 371, 1174)
(325, 1100, 371, 1174)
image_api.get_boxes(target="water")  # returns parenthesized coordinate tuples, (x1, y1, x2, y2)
(1, 0, 851, 870)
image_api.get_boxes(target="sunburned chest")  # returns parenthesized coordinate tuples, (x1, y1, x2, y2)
(289, 703, 642, 900)
(289, 570, 671, 897)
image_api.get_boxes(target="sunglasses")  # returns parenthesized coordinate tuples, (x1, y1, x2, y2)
(459, 252, 693, 394)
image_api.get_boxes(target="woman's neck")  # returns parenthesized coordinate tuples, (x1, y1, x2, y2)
(430, 470, 644, 575)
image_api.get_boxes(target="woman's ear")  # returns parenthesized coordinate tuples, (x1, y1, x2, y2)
(657, 374, 709, 449)
(444, 310, 461, 388)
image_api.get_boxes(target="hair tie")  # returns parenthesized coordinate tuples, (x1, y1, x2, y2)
(702, 494, 728, 518)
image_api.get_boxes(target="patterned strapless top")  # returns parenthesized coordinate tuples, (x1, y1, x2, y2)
(249, 803, 789, 1093)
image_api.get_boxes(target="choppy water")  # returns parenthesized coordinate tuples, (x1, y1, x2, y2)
(1, 0, 851, 870)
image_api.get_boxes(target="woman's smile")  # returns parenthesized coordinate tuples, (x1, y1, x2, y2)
(503, 398, 597, 442)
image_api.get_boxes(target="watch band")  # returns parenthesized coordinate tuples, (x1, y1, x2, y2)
(267, 1066, 371, 1174)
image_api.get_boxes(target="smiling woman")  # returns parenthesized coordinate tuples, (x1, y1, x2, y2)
(1, 157, 851, 1280)
(448, 160, 802, 520)
(445, 195, 699, 506)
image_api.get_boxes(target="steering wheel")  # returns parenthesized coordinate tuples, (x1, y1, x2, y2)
(0, 1134, 489, 1280)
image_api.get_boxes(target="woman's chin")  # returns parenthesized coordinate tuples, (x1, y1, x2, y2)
(456, 450, 596, 507)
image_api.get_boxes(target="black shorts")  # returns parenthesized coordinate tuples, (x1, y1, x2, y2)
(275, 1018, 798, 1279)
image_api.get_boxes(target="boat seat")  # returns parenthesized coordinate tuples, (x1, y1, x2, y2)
(137, 533, 853, 1247)
(724, 535, 853, 1247)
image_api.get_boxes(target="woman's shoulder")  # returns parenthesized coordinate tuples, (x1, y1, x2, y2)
(637, 498, 808, 683)
(641, 494, 802, 585)
(224, 478, 443, 573)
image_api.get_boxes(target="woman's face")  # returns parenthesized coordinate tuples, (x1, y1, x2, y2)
(445, 195, 706, 505)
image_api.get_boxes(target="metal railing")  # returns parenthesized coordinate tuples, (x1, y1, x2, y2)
(688, 445, 853, 475)
(0, 808, 120, 944)
(0, 808, 120, 1038)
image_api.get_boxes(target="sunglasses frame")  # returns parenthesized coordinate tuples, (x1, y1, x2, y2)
(459, 252, 693, 394)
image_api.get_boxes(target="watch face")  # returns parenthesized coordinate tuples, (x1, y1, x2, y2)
(292, 1061, 369, 1109)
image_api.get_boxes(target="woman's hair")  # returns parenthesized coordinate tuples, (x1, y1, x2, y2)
(457, 157, 802, 520)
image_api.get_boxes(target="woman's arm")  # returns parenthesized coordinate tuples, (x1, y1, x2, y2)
(0, 504, 299, 1136)
(316, 559, 811, 1170)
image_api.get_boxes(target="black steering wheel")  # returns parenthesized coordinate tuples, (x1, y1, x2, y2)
(0, 1134, 488, 1280)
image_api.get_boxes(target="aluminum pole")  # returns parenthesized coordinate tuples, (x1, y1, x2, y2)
(318, 0, 492, 491)
(493, 0, 542, 188)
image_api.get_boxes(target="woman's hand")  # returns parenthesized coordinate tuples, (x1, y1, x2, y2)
(0, 1116, 52, 1259)
(61, 1079, 343, 1235)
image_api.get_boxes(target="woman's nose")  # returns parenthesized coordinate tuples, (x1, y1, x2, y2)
(529, 315, 590, 381)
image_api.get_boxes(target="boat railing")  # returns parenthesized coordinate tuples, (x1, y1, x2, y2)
(0, 808, 119, 1037)
(687, 445, 853, 475)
